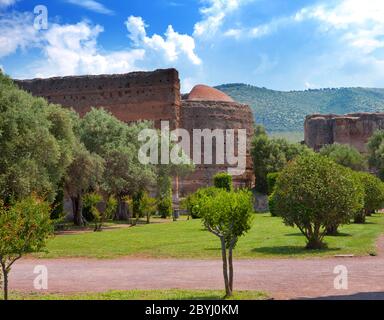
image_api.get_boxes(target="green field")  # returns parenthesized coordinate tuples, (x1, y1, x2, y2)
(38, 214, 384, 259)
(9, 290, 267, 301)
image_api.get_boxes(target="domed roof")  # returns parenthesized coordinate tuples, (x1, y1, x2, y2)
(187, 84, 234, 102)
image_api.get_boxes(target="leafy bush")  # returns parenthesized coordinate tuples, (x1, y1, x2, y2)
(268, 192, 278, 217)
(272, 153, 364, 249)
(185, 187, 221, 219)
(267, 172, 280, 195)
(157, 195, 172, 219)
(368, 130, 384, 180)
(82, 193, 103, 231)
(252, 127, 312, 194)
(319, 144, 367, 171)
(213, 173, 233, 191)
(354, 172, 384, 223)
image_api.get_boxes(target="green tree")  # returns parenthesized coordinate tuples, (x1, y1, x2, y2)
(320, 143, 367, 171)
(82, 193, 103, 231)
(272, 154, 364, 249)
(140, 192, 157, 224)
(213, 173, 233, 191)
(64, 144, 105, 226)
(80, 108, 156, 220)
(266, 172, 280, 195)
(251, 126, 311, 194)
(368, 130, 384, 180)
(354, 172, 384, 223)
(197, 189, 254, 297)
(0, 73, 76, 203)
(184, 187, 221, 219)
(0, 196, 53, 300)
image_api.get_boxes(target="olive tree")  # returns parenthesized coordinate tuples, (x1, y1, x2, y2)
(0, 73, 76, 203)
(0, 196, 53, 300)
(64, 144, 105, 226)
(272, 154, 364, 249)
(196, 189, 254, 297)
(80, 109, 156, 220)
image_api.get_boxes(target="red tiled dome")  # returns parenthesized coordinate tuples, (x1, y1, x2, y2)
(187, 85, 234, 102)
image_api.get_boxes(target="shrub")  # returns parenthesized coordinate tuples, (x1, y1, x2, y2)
(213, 173, 233, 191)
(251, 127, 312, 194)
(157, 195, 172, 219)
(83, 192, 103, 231)
(320, 143, 367, 171)
(185, 187, 221, 219)
(268, 192, 278, 217)
(267, 172, 280, 195)
(354, 172, 384, 223)
(272, 153, 364, 249)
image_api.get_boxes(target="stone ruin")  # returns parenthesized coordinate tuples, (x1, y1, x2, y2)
(305, 113, 384, 153)
(15, 68, 255, 197)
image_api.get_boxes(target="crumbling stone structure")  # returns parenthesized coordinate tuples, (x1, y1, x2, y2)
(15, 69, 254, 195)
(305, 113, 384, 153)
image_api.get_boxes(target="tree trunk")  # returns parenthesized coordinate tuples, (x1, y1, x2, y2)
(228, 244, 234, 292)
(326, 224, 339, 235)
(354, 210, 366, 224)
(146, 212, 150, 224)
(1, 263, 8, 301)
(220, 237, 231, 297)
(306, 237, 326, 250)
(115, 197, 129, 221)
(71, 195, 84, 227)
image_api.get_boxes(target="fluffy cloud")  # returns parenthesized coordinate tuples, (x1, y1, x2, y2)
(65, 0, 114, 15)
(193, 0, 249, 39)
(0, 11, 39, 58)
(32, 22, 145, 78)
(296, 0, 384, 53)
(125, 16, 201, 65)
(0, 0, 17, 8)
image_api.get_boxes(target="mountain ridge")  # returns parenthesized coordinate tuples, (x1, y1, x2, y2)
(215, 83, 384, 132)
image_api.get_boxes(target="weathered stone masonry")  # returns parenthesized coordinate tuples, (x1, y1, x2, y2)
(15, 69, 255, 195)
(305, 113, 384, 153)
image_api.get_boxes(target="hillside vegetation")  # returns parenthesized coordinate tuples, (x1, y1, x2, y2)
(216, 84, 384, 132)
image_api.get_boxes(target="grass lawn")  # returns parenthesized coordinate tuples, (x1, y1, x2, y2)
(38, 213, 384, 259)
(8, 290, 268, 300)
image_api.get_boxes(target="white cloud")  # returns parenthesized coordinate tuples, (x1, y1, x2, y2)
(32, 22, 145, 78)
(193, 0, 249, 39)
(125, 15, 201, 65)
(0, 0, 17, 8)
(65, 0, 114, 15)
(0, 11, 39, 58)
(296, 0, 384, 53)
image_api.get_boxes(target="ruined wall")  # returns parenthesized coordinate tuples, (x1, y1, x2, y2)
(180, 100, 254, 195)
(14, 69, 254, 196)
(305, 113, 384, 153)
(15, 69, 181, 129)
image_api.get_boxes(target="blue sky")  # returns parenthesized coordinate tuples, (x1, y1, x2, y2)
(1, 0, 384, 92)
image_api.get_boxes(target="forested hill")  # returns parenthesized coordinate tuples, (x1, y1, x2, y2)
(216, 84, 384, 132)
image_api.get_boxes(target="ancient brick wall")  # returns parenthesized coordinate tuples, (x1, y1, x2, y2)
(180, 100, 254, 195)
(14, 69, 255, 196)
(305, 113, 384, 153)
(15, 68, 181, 129)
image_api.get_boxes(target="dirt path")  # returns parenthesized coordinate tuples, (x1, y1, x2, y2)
(10, 236, 384, 300)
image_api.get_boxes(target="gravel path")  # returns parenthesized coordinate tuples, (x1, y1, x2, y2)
(10, 236, 384, 300)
